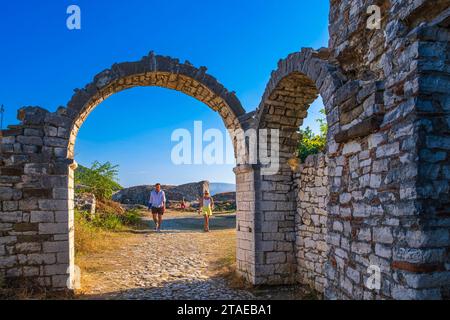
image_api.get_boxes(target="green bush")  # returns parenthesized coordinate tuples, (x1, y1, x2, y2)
(298, 109, 328, 162)
(121, 209, 143, 226)
(75, 161, 122, 200)
(75, 208, 143, 231)
(94, 214, 123, 230)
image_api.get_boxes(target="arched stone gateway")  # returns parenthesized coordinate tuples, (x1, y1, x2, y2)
(66, 52, 246, 159)
(1, 0, 449, 300)
(249, 48, 347, 288)
(0, 52, 248, 290)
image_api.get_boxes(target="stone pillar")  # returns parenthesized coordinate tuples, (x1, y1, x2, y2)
(234, 165, 256, 283)
(66, 161, 77, 290)
(0, 107, 73, 290)
(235, 162, 297, 286)
(254, 160, 298, 285)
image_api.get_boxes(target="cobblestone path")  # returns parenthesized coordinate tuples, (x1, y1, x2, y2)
(78, 211, 255, 300)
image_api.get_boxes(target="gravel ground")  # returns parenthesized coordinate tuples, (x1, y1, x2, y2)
(77, 211, 255, 300)
(77, 211, 310, 300)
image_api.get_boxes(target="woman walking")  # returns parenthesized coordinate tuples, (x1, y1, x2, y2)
(199, 190, 214, 232)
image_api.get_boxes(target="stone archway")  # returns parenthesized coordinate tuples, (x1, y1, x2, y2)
(0, 52, 248, 289)
(65, 52, 246, 159)
(242, 48, 348, 287)
(245, 47, 390, 296)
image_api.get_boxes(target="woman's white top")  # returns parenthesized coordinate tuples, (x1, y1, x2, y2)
(203, 197, 212, 207)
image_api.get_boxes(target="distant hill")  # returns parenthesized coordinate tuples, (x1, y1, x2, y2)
(209, 183, 236, 195)
(213, 192, 236, 202)
(112, 181, 209, 205)
(111, 181, 236, 205)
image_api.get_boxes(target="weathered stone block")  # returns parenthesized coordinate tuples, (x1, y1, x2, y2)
(375, 243, 392, 258)
(2, 201, 18, 211)
(0, 212, 22, 223)
(26, 253, 56, 265)
(19, 200, 39, 211)
(342, 142, 362, 155)
(44, 137, 68, 148)
(30, 211, 55, 223)
(44, 264, 69, 276)
(376, 142, 400, 158)
(0, 256, 17, 268)
(43, 241, 69, 253)
(51, 275, 70, 288)
(266, 252, 286, 264)
(373, 227, 394, 244)
(38, 200, 69, 211)
(15, 242, 41, 253)
(17, 135, 43, 146)
(13, 222, 38, 232)
(39, 223, 69, 235)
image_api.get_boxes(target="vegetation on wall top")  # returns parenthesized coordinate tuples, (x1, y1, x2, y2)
(75, 161, 122, 200)
(297, 109, 327, 162)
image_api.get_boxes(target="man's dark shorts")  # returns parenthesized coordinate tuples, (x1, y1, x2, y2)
(151, 207, 164, 215)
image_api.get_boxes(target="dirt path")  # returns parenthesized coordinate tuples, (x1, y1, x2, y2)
(76, 210, 255, 300)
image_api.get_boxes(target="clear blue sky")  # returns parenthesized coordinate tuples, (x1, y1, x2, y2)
(0, 0, 329, 187)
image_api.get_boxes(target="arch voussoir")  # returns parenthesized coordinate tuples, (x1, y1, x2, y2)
(254, 48, 344, 132)
(61, 52, 246, 159)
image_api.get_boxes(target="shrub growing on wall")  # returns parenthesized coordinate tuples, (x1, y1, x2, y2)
(298, 109, 327, 162)
(75, 161, 122, 200)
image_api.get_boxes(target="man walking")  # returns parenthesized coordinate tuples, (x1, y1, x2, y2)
(148, 183, 166, 232)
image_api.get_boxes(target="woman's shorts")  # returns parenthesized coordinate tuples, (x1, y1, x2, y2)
(151, 207, 164, 215)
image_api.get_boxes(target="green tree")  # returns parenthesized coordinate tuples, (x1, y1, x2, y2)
(75, 161, 122, 200)
(297, 109, 328, 162)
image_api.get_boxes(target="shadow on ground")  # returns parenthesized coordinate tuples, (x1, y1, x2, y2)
(79, 276, 313, 300)
(138, 212, 236, 233)
(75, 211, 318, 301)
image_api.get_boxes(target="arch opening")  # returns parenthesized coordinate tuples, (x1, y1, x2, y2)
(68, 72, 245, 160)
(70, 85, 241, 297)
(59, 55, 248, 290)
(250, 49, 341, 290)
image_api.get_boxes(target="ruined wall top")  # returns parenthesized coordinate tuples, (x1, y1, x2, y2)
(328, 0, 450, 80)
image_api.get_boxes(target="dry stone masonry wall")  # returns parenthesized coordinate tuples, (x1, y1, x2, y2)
(74, 193, 96, 215)
(246, 0, 450, 300)
(294, 154, 329, 294)
(0, 0, 449, 299)
(322, 0, 450, 300)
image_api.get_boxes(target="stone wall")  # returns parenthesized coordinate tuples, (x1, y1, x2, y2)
(74, 193, 96, 215)
(234, 165, 257, 284)
(0, 0, 449, 299)
(323, 0, 450, 300)
(248, 0, 450, 300)
(294, 154, 328, 294)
